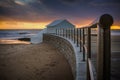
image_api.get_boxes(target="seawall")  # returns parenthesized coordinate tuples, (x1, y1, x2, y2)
(43, 34, 86, 80)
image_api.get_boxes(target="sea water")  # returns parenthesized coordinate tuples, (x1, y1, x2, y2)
(0, 29, 119, 44)
(0, 30, 41, 44)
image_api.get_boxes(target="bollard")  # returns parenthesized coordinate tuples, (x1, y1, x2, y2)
(97, 14, 113, 80)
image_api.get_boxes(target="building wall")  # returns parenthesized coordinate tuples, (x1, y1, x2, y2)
(56, 20, 75, 29)
(46, 28, 56, 34)
(47, 21, 75, 33)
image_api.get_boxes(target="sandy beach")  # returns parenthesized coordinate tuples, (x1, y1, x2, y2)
(0, 43, 73, 80)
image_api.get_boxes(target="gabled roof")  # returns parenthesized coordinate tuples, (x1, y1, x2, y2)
(47, 19, 66, 27)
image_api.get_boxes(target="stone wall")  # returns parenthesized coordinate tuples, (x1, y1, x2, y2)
(43, 34, 86, 80)
(43, 34, 76, 77)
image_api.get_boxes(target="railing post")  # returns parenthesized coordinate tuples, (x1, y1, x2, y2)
(71, 28, 73, 41)
(79, 28, 82, 52)
(59, 28, 61, 36)
(66, 29, 67, 38)
(74, 28, 76, 43)
(59, 28, 60, 36)
(63, 28, 64, 37)
(77, 28, 79, 47)
(56, 29, 57, 35)
(69, 28, 70, 39)
(87, 27, 91, 80)
(60, 28, 62, 36)
(82, 28, 85, 61)
(97, 14, 113, 80)
(70, 28, 71, 39)
(57, 29, 59, 36)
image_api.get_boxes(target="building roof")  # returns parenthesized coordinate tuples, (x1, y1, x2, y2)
(47, 19, 66, 27)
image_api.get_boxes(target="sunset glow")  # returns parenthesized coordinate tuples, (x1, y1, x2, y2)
(0, 20, 120, 30)
(0, 21, 48, 29)
(0, 0, 120, 30)
(111, 26, 120, 30)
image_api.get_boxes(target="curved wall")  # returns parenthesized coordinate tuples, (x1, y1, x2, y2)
(43, 34, 86, 80)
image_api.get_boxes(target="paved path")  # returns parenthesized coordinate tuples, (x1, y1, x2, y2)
(0, 43, 73, 80)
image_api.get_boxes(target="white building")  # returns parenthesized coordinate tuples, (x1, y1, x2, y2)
(30, 19, 75, 44)
(47, 19, 75, 34)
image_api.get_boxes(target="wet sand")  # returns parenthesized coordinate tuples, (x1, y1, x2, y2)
(0, 43, 73, 80)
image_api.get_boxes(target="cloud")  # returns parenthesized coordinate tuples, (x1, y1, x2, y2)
(14, 0, 38, 5)
(14, 0, 26, 5)
(89, 0, 120, 7)
(59, 0, 87, 5)
(0, 0, 53, 22)
(61, 0, 77, 3)
(0, 0, 16, 8)
(0, 0, 120, 26)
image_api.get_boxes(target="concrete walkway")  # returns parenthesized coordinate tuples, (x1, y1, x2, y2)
(0, 43, 73, 80)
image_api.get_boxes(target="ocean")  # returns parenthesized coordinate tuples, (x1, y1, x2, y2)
(0, 29, 41, 44)
(0, 29, 119, 44)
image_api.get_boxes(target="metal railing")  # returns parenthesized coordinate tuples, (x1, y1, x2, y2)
(55, 14, 113, 80)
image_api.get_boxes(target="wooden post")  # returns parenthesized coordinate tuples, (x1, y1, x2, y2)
(77, 28, 79, 47)
(71, 28, 73, 41)
(79, 28, 82, 52)
(56, 29, 57, 35)
(66, 29, 67, 38)
(97, 14, 113, 80)
(58, 29, 59, 35)
(70, 28, 71, 39)
(83, 28, 85, 61)
(68, 28, 70, 39)
(63, 29, 64, 37)
(87, 27, 91, 80)
(60, 28, 62, 36)
(74, 28, 76, 43)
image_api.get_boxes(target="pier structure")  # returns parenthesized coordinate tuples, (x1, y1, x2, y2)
(43, 14, 119, 80)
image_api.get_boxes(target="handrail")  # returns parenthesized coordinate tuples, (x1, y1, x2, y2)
(54, 14, 113, 80)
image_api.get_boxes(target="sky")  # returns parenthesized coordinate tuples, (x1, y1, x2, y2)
(0, 0, 120, 29)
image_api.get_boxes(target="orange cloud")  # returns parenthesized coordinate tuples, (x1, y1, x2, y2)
(0, 21, 48, 29)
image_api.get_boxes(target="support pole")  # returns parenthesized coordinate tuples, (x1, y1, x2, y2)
(97, 14, 113, 80)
